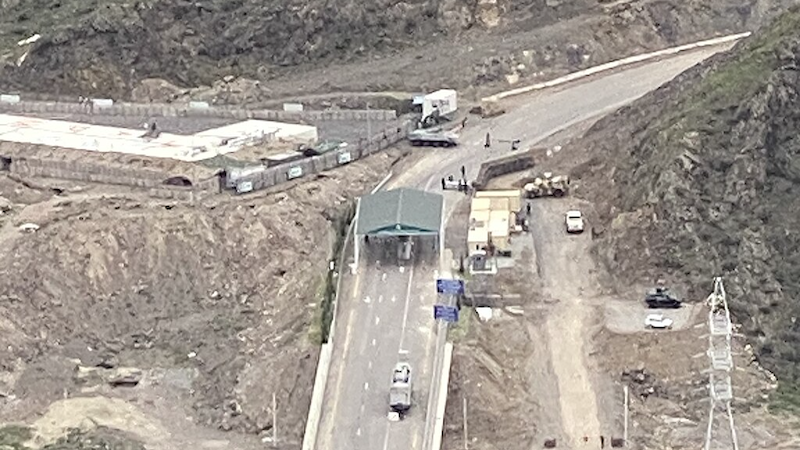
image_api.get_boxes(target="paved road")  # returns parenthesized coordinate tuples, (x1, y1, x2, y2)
(315, 44, 732, 450)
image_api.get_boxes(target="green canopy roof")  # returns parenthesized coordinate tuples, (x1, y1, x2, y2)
(355, 188, 443, 236)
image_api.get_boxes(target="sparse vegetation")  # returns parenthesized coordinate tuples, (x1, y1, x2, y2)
(580, 5, 800, 415)
(0, 425, 32, 450)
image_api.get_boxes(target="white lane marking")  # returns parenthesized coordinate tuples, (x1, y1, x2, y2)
(378, 295, 384, 303)
(368, 361, 373, 369)
(382, 429, 391, 450)
(372, 338, 377, 346)
(361, 404, 365, 413)
(391, 295, 397, 303)
(398, 265, 415, 352)
(357, 427, 362, 437)
(382, 273, 387, 281)
(364, 382, 369, 391)
(375, 316, 381, 325)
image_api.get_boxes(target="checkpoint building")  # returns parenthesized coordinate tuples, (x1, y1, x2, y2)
(354, 188, 444, 267)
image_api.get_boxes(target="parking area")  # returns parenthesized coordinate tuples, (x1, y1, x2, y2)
(602, 299, 704, 334)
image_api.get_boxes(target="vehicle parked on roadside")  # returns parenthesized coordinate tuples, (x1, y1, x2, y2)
(565, 210, 584, 234)
(645, 314, 674, 329)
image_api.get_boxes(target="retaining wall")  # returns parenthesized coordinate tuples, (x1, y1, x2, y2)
(8, 157, 221, 200)
(0, 97, 397, 121)
(471, 149, 537, 190)
(233, 120, 413, 194)
(0, 118, 411, 199)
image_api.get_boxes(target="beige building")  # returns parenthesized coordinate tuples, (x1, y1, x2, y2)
(467, 189, 522, 255)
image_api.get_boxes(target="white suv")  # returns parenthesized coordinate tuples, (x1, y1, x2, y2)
(565, 210, 584, 234)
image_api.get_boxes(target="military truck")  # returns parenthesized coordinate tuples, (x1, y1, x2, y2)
(523, 172, 570, 198)
(645, 286, 682, 309)
(407, 127, 458, 147)
(389, 362, 412, 418)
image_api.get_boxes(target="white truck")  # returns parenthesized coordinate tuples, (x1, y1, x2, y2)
(422, 89, 457, 121)
(565, 210, 585, 234)
(389, 362, 412, 419)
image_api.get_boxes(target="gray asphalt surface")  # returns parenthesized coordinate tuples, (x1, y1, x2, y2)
(316, 44, 731, 450)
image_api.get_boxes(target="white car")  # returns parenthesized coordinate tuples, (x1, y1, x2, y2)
(565, 210, 584, 234)
(645, 314, 674, 329)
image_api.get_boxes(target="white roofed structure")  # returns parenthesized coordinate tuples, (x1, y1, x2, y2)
(0, 114, 318, 162)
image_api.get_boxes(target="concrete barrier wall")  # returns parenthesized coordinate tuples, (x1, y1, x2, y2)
(1, 116, 410, 199)
(0, 98, 397, 121)
(232, 119, 413, 194)
(483, 31, 751, 103)
(9, 157, 219, 200)
(472, 149, 537, 190)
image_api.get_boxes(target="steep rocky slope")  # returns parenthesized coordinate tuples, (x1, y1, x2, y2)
(0, 150, 402, 449)
(575, 6, 800, 409)
(0, 0, 797, 99)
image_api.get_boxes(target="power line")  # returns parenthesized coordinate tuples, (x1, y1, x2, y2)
(703, 277, 740, 450)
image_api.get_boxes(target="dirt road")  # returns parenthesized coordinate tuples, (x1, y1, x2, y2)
(530, 197, 606, 448)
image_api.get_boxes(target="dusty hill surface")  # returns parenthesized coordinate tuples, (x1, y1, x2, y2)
(573, 6, 800, 410)
(0, 149, 403, 449)
(0, 0, 797, 100)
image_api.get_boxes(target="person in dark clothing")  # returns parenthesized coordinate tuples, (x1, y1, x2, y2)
(441, 178, 446, 190)
(526, 203, 531, 216)
(484, 132, 491, 148)
(600, 436, 605, 448)
(460, 165, 466, 178)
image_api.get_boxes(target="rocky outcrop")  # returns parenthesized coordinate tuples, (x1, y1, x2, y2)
(1, 0, 798, 99)
(576, 7, 800, 392)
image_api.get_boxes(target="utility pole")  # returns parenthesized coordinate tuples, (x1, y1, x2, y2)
(366, 102, 372, 154)
(462, 396, 469, 450)
(272, 392, 278, 448)
(623, 385, 629, 447)
(703, 277, 739, 450)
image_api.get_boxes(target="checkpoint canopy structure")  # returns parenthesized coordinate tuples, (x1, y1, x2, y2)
(354, 188, 444, 267)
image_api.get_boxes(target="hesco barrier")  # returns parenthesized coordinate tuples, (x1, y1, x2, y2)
(231, 119, 414, 194)
(0, 98, 397, 122)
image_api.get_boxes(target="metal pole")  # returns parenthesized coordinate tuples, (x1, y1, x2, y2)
(353, 197, 362, 272)
(623, 385, 629, 447)
(463, 396, 469, 450)
(273, 392, 278, 447)
(727, 403, 739, 450)
(704, 400, 714, 450)
(367, 103, 372, 153)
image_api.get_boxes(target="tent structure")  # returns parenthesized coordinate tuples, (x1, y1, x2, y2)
(353, 188, 444, 267)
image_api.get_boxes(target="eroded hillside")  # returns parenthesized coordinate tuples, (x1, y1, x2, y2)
(0, 150, 403, 449)
(0, 0, 796, 99)
(575, 6, 800, 409)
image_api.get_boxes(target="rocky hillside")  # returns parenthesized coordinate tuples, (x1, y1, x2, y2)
(0, 0, 797, 99)
(575, 6, 800, 409)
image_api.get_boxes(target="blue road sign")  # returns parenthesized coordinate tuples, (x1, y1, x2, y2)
(436, 278, 465, 295)
(434, 304, 459, 323)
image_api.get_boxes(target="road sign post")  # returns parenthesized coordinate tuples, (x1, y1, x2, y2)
(434, 304, 459, 323)
(436, 278, 464, 295)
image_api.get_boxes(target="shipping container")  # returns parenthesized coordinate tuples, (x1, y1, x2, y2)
(422, 89, 457, 120)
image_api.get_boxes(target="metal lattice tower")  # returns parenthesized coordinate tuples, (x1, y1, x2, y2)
(703, 277, 739, 450)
